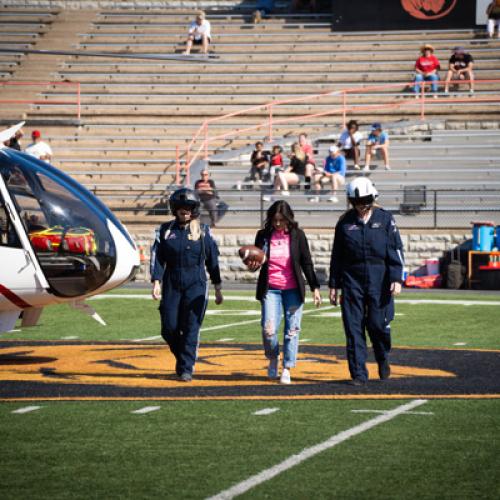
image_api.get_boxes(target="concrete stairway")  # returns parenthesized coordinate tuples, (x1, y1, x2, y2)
(0, 6, 499, 232)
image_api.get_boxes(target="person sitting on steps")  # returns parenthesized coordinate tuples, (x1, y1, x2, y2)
(183, 11, 211, 55)
(364, 123, 391, 171)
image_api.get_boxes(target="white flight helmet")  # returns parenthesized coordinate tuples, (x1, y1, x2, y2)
(346, 177, 378, 204)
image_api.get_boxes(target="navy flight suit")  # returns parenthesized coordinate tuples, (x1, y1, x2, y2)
(151, 221, 221, 376)
(329, 207, 404, 382)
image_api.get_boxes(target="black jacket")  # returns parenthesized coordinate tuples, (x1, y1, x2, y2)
(254, 227, 320, 303)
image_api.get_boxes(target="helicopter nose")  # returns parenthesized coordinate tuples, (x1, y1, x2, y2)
(101, 220, 140, 291)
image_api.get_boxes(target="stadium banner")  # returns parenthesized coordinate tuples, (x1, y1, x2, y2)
(332, 1, 478, 31)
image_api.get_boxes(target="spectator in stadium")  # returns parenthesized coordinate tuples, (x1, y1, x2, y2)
(250, 141, 270, 183)
(250, 200, 321, 384)
(487, 1, 500, 38)
(413, 44, 441, 98)
(364, 123, 390, 171)
(338, 119, 362, 170)
(4, 128, 23, 151)
(298, 132, 316, 190)
(25, 130, 52, 162)
(271, 142, 309, 197)
(151, 188, 223, 382)
(183, 11, 211, 55)
(194, 169, 219, 227)
(252, 0, 275, 23)
(444, 47, 474, 94)
(329, 177, 404, 386)
(311, 145, 346, 203)
(269, 144, 284, 180)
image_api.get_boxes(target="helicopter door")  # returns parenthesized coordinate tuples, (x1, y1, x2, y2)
(0, 176, 49, 311)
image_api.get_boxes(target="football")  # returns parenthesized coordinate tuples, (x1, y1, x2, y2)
(238, 245, 266, 267)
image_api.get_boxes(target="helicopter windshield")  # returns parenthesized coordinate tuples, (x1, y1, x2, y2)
(0, 150, 119, 297)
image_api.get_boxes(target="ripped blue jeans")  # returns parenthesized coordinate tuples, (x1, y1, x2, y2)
(261, 288, 304, 368)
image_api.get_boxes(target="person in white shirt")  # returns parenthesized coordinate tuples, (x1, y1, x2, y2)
(338, 120, 363, 170)
(183, 11, 211, 55)
(25, 130, 52, 162)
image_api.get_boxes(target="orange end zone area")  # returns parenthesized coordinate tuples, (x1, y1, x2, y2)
(0, 341, 499, 400)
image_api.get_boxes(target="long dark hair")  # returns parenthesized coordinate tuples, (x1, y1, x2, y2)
(263, 200, 298, 234)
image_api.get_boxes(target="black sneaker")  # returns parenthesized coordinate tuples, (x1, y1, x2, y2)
(348, 378, 367, 386)
(179, 373, 192, 382)
(378, 360, 391, 380)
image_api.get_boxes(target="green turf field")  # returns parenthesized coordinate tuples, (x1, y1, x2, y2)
(1, 290, 500, 350)
(1, 289, 499, 499)
(0, 399, 498, 499)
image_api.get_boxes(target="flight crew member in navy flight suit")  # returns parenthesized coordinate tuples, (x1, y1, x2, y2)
(329, 177, 404, 386)
(151, 188, 223, 382)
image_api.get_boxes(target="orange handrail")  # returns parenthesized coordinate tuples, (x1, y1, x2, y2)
(0, 81, 81, 120)
(177, 78, 500, 184)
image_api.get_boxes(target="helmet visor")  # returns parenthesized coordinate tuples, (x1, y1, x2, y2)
(349, 194, 375, 207)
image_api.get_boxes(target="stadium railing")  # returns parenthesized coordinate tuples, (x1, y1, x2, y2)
(177, 79, 500, 184)
(0, 80, 81, 119)
(103, 188, 500, 229)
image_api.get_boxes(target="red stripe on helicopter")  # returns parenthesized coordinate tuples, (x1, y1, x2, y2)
(0, 284, 32, 309)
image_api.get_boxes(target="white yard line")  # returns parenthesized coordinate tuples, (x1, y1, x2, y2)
(351, 409, 434, 416)
(206, 399, 428, 500)
(201, 319, 261, 332)
(299, 339, 311, 343)
(253, 408, 280, 416)
(216, 338, 235, 342)
(131, 406, 161, 415)
(453, 342, 467, 346)
(132, 306, 335, 341)
(132, 335, 162, 342)
(206, 310, 260, 316)
(12, 406, 41, 414)
(61, 336, 79, 340)
(396, 299, 500, 306)
(90, 294, 500, 306)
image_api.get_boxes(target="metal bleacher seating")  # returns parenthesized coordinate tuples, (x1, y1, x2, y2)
(0, 5, 499, 230)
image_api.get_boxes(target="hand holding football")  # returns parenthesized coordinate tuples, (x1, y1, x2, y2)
(238, 245, 266, 271)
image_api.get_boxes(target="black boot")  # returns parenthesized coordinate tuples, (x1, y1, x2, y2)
(378, 359, 391, 380)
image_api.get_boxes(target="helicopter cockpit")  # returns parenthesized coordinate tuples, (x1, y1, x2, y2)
(0, 148, 137, 298)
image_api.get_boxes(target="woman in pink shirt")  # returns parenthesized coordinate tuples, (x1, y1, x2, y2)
(413, 44, 441, 97)
(251, 201, 321, 384)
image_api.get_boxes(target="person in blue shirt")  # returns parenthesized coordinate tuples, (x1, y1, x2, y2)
(151, 188, 223, 382)
(364, 123, 391, 171)
(329, 177, 404, 386)
(311, 145, 346, 203)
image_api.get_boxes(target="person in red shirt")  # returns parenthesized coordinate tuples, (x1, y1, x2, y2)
(269, 144, 284, 181)
(413, 44, 440, 98)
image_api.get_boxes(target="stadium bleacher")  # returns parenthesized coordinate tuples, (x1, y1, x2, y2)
(0, 5, 499, 231)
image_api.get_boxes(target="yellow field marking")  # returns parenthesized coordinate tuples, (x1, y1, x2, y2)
(0, 344, 454, 390)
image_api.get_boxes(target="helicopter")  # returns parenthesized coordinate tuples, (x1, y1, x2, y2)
(0, 122, 140, 333)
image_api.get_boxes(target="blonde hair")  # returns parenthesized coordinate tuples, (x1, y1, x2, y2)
(188, 219, 201, 241)
(196, 10, 205, 19)
(292, 142, 305, 161)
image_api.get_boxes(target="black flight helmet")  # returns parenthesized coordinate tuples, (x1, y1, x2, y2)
(169, 188, 200, 218)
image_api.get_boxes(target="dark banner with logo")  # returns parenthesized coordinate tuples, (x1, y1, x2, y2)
(332, 0, 477, 31)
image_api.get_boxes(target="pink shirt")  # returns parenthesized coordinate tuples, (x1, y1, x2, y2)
(300, 143, 315, 164)
(268, 230, 298, 290)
